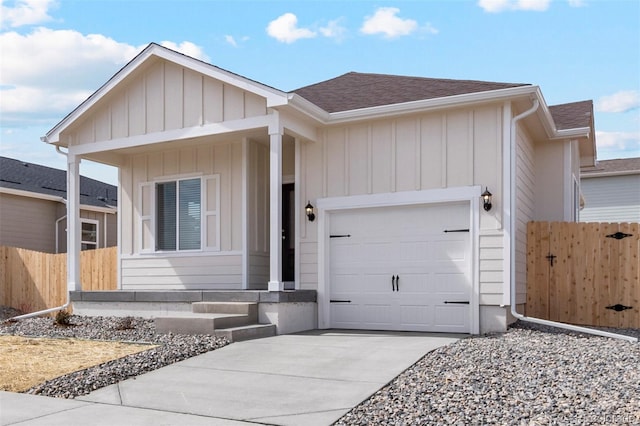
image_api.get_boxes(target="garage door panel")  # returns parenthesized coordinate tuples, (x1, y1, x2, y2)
(399, 304, 434, 327)
(433, 239, 467, 261)
(329, 202, 472, 333)
(434, 304, 469, 330)
(433, 272, 469, 295)
(399, 241, 430, 261)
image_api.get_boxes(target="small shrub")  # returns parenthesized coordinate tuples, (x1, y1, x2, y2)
(115, 316, 135, 330)
(54, 310, 72, 326)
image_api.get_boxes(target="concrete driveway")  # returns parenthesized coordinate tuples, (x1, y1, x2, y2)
(0, 330, 461, 426)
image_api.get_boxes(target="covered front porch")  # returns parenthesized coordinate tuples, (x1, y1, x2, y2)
(41, 44, 320, 299)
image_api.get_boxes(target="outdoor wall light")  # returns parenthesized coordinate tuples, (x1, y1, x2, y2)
(305, 201, 316, 222)
(481, 187, 493, 212)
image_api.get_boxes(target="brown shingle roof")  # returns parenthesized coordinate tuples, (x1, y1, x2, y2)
(292, 72, 530, 113)
(582, 157, 640, 175)
(548, 100, 593, 130)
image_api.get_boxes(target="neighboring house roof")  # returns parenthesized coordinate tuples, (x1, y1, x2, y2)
(548, 100, 593, 130)
(292, 72, 530, 113)
(0, 156, 117, 208)
(581, 157, 640, 177)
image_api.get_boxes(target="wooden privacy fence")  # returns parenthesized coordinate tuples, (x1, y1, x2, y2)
(527, 222, 639, 329)
(0, 246, 117, 314)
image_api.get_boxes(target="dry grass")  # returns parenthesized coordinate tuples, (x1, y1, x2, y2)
(0, 335, 156, 392)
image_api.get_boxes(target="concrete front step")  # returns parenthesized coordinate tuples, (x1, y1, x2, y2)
(155, 312, 252, 335)
(192, 302, 257, 320)
(214, 324, 276, 342)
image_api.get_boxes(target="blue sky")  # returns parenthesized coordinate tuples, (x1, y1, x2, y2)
(1, 0, 639, 185)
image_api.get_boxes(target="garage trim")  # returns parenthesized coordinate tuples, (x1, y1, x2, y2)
(316, 186, 482, 334)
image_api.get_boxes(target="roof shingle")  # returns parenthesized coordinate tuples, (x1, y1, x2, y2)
(292, 72, 530, 113)
(0, 156, 117, 208)
(548, 100, 594, 130)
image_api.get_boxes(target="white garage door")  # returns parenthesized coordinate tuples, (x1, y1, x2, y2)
(329, 202, 471, 333)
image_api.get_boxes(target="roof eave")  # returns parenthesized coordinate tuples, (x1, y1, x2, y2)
(324, 85, 540, 124)
(0, 187, 117, 212)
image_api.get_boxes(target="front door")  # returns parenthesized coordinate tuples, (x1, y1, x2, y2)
(282, 183, 295, 282)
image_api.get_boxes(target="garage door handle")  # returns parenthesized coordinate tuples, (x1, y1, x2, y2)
(444, 229, 469, 233)
(330, 234, 351, 238)
(330, 299, 351, 303)
(391, 275, 399, 291)
(444, 301, 470, 304)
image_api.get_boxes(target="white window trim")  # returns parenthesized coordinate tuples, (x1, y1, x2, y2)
(137, 174, 220, 254)
(80, 218, 99, 250)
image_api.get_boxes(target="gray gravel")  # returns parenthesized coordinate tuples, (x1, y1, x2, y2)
(336, 322, 640, 425)
(2, 307, 639, 424)
(0, 310, 229, 399)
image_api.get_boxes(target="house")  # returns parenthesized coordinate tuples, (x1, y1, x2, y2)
(41, 43, 595, 334)
(0, 156, 117, 253)
(580, 157, 640, 223)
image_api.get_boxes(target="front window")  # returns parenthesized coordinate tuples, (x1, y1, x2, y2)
(156, 178, 201, 251)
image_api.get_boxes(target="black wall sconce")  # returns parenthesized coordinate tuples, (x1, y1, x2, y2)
(481, 187, 493, 211)
(305, 201, 316, 222)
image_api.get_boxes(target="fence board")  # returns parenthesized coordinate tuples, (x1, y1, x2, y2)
(527, 222, 640, 329)
(0, 246, 117, 314)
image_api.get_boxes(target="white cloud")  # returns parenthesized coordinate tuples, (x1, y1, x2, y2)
(596, 90, 640, 113)
(424, 22, 439, 35)
(360, 7, 417, 38)
(568, 0, 586, 7)
(0, 0, 57, 29)
(266, 13, 316, 44)
(224, 35, 238, 47)
(0, 27, 208, 127)
(595, 131, 640, 158)
(319, 18, 347, 41)
(478, 0, 551, 13)
(160, 41, 209, 62)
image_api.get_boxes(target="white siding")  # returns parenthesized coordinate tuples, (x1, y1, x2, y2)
(515, 128, 535, 305)
(580, 174, 640, 222)
(120, 254, 242, 289)
(301, 105, 506, 305)
(247, 140, 270, 289)
(64, 59, 268, 146)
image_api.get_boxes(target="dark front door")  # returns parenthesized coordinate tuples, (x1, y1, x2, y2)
(282, 183, 295, 282)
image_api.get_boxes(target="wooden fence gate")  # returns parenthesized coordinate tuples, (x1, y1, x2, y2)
(526, 222, 639, 329)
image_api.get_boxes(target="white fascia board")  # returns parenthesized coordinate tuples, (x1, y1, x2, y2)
(287, 94, 331, 123)
(69, 114, 272, 156)
(0, 187, 116, 213)
(325, 86, 540, 125)
(43, 44, 288, 144)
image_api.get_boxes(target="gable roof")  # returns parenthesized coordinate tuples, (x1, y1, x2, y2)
(292, 72, 530, 113)
(581, 157, 640, 177)
(0, 156, 117, 208)
(548, 100, 594, 130)
(43, 43, 288, 145)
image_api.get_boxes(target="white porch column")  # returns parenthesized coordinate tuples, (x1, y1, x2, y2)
(67, 154, 82, 291)
(268, 128, 284, 291)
